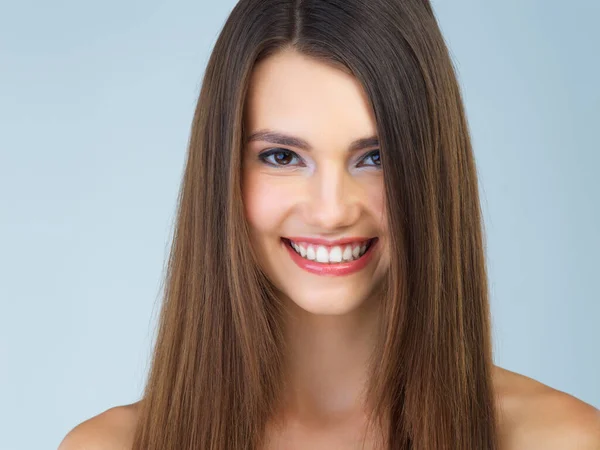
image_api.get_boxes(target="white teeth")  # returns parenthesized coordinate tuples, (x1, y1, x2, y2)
(288, 240, 372, 263)
(342, 245, 353, 261)
(329, 246, 343, 263)
(316, 246, 329, 263)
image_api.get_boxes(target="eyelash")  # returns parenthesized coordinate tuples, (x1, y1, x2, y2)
(257, 148, 381, 169)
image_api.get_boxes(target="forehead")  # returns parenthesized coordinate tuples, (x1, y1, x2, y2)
(244, 50, 377, 147)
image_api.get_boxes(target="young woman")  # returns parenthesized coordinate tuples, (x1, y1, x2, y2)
(59, 0, 600, 449)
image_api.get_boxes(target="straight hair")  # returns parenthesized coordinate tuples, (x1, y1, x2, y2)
(132, 0, 498, 448)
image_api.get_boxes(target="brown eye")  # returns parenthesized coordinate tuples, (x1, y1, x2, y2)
(274, 151, 292, 164)
(358, 149, 381, 168)
(258, 148, 302, 167)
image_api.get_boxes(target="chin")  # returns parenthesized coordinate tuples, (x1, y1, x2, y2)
(281, 283, 378, 316)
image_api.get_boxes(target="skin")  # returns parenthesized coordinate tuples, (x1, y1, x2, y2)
(58, 368, 600, 450)
(241, 47, 390, 433)
(58, 49, 600, 449)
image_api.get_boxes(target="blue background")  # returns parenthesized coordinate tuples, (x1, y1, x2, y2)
(0, 1, 598, 448)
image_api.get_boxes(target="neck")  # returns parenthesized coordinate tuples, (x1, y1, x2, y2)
(277, 290, 382, 427)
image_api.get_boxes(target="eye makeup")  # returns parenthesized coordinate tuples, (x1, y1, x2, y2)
(257, 148, 381, 169)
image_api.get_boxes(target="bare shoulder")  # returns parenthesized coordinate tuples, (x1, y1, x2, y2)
(58, 401, 141, 450)
(493, 365, 600, 450)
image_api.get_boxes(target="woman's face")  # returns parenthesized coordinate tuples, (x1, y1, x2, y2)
(242, 49, 390, 316)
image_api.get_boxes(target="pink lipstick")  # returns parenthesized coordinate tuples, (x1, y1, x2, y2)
(281, 237, 378, 276)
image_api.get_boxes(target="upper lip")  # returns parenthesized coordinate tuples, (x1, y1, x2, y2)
(283, 236, 376, 246)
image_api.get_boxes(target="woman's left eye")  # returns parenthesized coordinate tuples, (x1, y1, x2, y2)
(358, 149, 381, 168)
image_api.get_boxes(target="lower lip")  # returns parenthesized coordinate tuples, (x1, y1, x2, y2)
(282, 238, 378, 276)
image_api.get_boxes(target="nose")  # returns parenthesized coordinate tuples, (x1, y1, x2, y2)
(302, 164, 361, 231)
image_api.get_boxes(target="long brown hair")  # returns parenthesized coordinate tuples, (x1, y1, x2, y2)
(131, 0, 498, 448)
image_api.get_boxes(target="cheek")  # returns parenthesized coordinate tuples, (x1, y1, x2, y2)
(242, 172, 296, 233)
(364, 177, 386, 226)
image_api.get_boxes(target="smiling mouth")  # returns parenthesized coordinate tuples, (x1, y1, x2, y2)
(280, 236, 378, 276)
(281, 237, 377, 264)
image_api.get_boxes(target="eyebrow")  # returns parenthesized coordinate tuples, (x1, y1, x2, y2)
(245, 129, 379, 152)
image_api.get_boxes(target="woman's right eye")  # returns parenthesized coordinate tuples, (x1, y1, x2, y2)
(258, 148, 302, 167)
